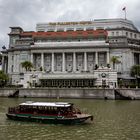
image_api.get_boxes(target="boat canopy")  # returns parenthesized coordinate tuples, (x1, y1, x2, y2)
(19, 101, 72, 107)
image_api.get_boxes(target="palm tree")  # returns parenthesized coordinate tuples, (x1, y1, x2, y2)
(21, 61, 33, 71)
(111, 56, 120, 70)
(0, 70, 8, 87)
(130, 65, 140, 77)
(130, 65, 140, 88)
(0, 53, 2, 65)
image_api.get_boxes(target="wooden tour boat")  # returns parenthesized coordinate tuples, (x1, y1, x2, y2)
(6, 101, 93, 124)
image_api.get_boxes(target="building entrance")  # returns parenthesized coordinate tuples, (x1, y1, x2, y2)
(40, 79, 95, 88)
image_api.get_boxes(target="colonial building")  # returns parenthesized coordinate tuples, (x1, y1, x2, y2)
(5, 18, 140, 88)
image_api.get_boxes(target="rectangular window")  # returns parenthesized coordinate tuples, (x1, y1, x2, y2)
(87, 32, 93, 34)
(86, 27, 93, 30)
(12, 56, 14, 61)
(116, 31, 119, 36)
(96, 27, 104, 30)
(11, 65, 13, 72)
(112, 32, 114, 36)
(67, 28, 74, 31)
(130, 33, 132, 38)
(20, 54, 28, 62)
(76, 28, 83, 31)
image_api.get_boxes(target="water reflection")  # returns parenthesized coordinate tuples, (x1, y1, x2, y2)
(0, 98, 140, 140)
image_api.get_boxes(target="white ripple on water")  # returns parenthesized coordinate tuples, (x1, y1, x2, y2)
(1, 99, 140, 140)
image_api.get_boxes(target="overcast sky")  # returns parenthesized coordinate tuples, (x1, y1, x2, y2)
(0, 0, 140, 48)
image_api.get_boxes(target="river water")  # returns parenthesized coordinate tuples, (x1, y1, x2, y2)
(0, 98, 140, 140)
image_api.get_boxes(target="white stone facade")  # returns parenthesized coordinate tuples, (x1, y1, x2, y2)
(6, 18, 140, 87)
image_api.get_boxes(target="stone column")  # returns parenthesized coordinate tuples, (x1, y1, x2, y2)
(139, 53, 140, 64)
(8, 56, 11, 73)
(13, 54, 16, 72)
(30, 53, 33, 64)
(52, 53, 54, 72)
(41, 53, 44, 70)
(107, 51, 110, 64)
(1, 55, 4, 72)
(84, 52, 87, 71)
(95, 52, 98, 65)
(73, 52, 76, 72)
(62, 52, 65, 72)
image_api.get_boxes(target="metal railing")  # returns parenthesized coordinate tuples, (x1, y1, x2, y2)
(32, 40, 109, 48)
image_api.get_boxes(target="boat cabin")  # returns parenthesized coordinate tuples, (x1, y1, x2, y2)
(7, 101, 93, 124)
(8, 101, 81, 117)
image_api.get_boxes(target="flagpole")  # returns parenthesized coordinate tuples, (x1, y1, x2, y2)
(124, 8, 126, 20)
(122, 7, 126, 20)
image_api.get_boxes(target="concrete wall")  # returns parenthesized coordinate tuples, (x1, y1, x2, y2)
(0, 89, 17, 97)
(0, 88, 139, 100)
(18, 88, 114, 99)
(118, 89, 140, 100)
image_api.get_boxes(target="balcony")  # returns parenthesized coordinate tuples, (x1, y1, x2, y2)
(31, 40, 109, 48)
(39, 71, 97, 79)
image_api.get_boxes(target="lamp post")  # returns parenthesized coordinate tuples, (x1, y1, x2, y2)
(135, 75, 138, 89)
(135, 66, 138, 88)
(135, 66, 139, 88)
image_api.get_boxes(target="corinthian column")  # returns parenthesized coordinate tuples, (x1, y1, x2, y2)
(73, 52, 76, 72)
(30, 53, 33, 64)
(52, 53, 54, 72)
(107, 51, 110, 64)
(84, 52, 87, 71)
(95, 52, 98, 65)
(41, 53, 44, 70)
(139, 54, 140, 64)
(62, 52, 65, 72)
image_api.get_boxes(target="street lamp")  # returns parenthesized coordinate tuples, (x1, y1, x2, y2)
(135, 75, 138, 88)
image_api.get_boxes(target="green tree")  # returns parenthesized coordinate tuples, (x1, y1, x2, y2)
(111, 56, 120, 69)
(21, 61, 33, 71)
(0, 70, 8, 87)
(40, 66, 43, 71)
(130, 65, 140, 77)
(0, 53, 2, 65)
(131, 65, 140, 88)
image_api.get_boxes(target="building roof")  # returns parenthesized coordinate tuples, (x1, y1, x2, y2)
(36, 18, 138, 32)
(19, 101, 72, 107)
(20, 29, 108, 39)
(9, 27, 23, 30)
(20, 31, 34, 36)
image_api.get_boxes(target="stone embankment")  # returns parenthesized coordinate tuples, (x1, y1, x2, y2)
(0, 88, 139, 100)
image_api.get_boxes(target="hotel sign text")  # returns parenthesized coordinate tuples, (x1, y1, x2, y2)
(49, 21, 92, 26)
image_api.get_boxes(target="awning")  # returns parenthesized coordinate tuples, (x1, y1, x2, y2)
(118, 76, 136, 80)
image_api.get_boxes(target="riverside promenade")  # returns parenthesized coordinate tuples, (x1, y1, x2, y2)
(0, 88, 140, 100)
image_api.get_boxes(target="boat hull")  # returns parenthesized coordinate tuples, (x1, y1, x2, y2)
(6, 113, 93, 125)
